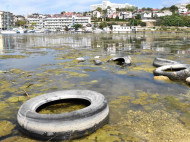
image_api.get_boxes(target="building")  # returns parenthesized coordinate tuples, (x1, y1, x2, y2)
(112, 25, 137, 33)
(14, 15, 25, 22)
(0, 11, 14, 30)
(27, 13, 91, 29)
(119, 12, 133, 19)
(154, 10, 172, 18)
(141, 12, 152, 20)
(92, 11, 101, 18)
(90, 1, 134, 11)
(178, 7, 188, 14)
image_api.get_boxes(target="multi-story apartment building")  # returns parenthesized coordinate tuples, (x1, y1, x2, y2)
(0, 11, 14, 30)
(27, 13, 91, 29)
(90, 1, 134, 11)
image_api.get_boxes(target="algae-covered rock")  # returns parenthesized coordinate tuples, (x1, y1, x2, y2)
(0, 121, 15, 137)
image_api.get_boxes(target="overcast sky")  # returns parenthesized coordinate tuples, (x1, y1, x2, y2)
(0, 0, 189, 15)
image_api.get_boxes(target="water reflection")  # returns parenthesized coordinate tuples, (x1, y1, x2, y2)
(0, 35, 3, 54)
(0, 33, 190, 56)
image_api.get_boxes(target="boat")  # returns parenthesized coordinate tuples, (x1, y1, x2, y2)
(17, 27, 27, 34)
(1, 30, 17, 34)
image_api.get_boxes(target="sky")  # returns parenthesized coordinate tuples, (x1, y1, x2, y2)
(0, 0, 189, 15)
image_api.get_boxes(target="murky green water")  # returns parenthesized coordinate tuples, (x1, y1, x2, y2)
(0, 33, 190, 142)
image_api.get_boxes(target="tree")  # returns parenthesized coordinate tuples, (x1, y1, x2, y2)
(65, 26, 69, 31)
(99, 22, 107, 29)
(16, 20, 27, 27)
(135, 14, 141, 20)
(61, 11, 66, 14)
(73, 24, 83, 30)
(186, 4, 190, 10)
(96, 7, 102, 12)
(169, 5, 178, 14)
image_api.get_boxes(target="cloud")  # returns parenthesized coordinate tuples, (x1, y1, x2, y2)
(0, 0, 101, 15)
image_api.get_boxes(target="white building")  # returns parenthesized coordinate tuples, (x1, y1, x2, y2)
(141, 12, 152, 20)
(92, 11, 101, 18)
(27, 14, 91, 29)
(0, 11, 14, 30)
(119, 12, 133, 19)
(178, 7, 188, 14)
(107, 8, 116, 18)
(90, 1, 134, 11)
(112, 25, 137, 33)
(155, 10, 172, 18)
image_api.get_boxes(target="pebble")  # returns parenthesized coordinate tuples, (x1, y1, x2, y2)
(154, 76, 170, 82)
(94, 59, 102, 65)
(186, 77, 190, 85)
(76, 57, 86, 62)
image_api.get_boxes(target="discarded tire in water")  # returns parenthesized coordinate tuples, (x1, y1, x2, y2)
(153, 64, 190, 81)
(17, 90, 109, 140)
(153, 58, 178, 67)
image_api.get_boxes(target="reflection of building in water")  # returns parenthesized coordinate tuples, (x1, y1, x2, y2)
(106, 43, 116, 56)
(0, 35, 3, 54)
(1, 35, 92, 49)
(141, 36, 154, 50)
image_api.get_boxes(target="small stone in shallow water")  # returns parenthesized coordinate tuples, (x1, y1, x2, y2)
(94, 56, 100, 59)
(94, 60, 102, 65)
(154, 76, 170, 82)
(186, 77, 190, 85)
(76, 57, 86, 62)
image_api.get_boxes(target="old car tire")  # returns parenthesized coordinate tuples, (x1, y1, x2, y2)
(153, 64, 190, 81)
(153, 58, 178, 67)
(17, 90, 109, 140)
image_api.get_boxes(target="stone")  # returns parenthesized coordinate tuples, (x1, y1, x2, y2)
(94, 60, 102, 65)
(154, 76, 170, 82)
(76, 57, 86, 62)
(108, 56, 132, 65)
(94, 56, 100, 59)
(186, 77, 190, 85)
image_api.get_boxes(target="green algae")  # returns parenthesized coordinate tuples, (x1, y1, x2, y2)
(0, 102, 8, 112)
(1, 136, 37, 142)
(0, 55, 27, 59)
(130, 64, 156, 73)
(0, 121, 15, 137)
(38, 100, 87, 114)
(6, 96, 28, 103)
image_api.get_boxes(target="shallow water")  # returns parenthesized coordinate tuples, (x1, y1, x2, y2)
(0, 33, 190, 142)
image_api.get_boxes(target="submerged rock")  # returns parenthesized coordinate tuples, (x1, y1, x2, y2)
(94, 60, 102, 65)
(108, 56, 132, 65)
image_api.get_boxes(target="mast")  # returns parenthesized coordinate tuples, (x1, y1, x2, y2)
(7, 6, 9, 30)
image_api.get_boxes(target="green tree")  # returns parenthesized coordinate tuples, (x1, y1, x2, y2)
(169, 5, 178, 14)
(16, 20, 27, 27)
(73, 24, 83, 30)
(99, 22, 107, 29)
(65, 26, 69, 31)
(135, 14, 141, 20)
(186, 4, 190, 10)
(96, 7, 102, 12)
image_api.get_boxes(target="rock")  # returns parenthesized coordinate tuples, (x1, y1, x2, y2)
(186, 77, 190, 85)
(76, 57, 86, 62)
(154, 76, 171, 82)
(94, 56, 100, 59)
(108, 56, 132, 65)
(94, 60, 102, 65)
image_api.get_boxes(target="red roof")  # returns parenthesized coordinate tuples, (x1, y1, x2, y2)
(184, 12, 190, 15)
